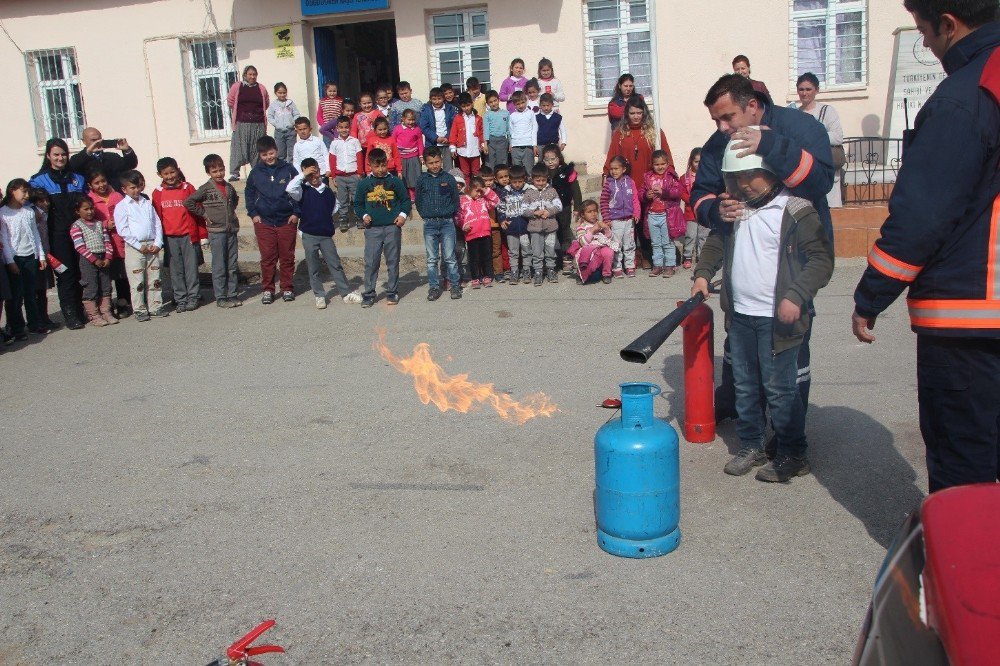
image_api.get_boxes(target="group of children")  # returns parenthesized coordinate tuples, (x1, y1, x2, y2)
(0, 55, 718, 343)
(256, 57, 569, 208)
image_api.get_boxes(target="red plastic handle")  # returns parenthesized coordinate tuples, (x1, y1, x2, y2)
(227, 620, 281, 660)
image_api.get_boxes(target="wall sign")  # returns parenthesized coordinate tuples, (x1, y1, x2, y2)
(301, 0, 389, 16)
(274, 25, 294, 59)
(887, 27, 946, 138)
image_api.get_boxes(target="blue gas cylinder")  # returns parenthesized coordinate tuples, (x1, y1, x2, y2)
(594, 382, 680, 558)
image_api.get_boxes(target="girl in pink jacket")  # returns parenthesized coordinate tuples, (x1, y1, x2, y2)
(567, 200, 617, 284)
(641, 150, 684, 276)
(458, 176, 500, 287)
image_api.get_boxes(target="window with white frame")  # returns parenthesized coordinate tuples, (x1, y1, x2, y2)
(25, 48, 87, 146)
(429, 9, 491, 93)
(583, 0, 653, 105)
(184, 38, 238, 139)
(790, 0, 867, 89)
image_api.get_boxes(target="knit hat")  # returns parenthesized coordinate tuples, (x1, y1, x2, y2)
(449, 168, 466, 185)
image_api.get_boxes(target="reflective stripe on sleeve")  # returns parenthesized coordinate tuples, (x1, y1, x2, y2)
(868, 245, 923, 283)
(693, 193, 717, 215)
(783, 150, 814, 188)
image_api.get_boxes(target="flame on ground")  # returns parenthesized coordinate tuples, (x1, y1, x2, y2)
(374, 328, 558, 424)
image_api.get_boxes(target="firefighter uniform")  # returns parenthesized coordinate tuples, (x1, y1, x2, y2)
(854, 22, 1000, 492)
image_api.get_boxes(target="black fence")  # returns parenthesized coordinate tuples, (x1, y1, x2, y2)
(842, 137, 903, 206)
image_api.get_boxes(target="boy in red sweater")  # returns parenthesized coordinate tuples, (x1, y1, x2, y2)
(152, 157, 203, 312)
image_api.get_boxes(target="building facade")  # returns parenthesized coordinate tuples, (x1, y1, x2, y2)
(0, 0, 916, 183)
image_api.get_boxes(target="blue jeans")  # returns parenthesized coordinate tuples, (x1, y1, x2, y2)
(729, 312, 807, 457)
(647, 212, 675, 267)
(423, 217, 459, 289)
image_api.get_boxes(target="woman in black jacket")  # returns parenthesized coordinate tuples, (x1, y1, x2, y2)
(29, 138, 88, 329)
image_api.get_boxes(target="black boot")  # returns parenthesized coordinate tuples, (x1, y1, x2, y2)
(61, 304, 85, 330)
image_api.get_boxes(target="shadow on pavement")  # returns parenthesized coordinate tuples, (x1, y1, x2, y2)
(807, 405, 925, 549)
(659, 352, 923, 548)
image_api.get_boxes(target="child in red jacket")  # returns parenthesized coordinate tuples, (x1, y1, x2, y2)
(365, 117, 399, 174)
(641, 150, 684, 277)
(448, 93, 485, 181)
(152, 157, 203, 312)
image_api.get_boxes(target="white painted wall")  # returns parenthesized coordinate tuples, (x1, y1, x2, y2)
(0, 0, 915, 186)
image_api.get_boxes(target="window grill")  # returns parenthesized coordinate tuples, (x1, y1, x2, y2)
(25, 48, 87, 146)
(183, 38, 238, 139)
(583, 0, 653, 105)
(789, 0, 867, 90)
(428, 9, 491, 93)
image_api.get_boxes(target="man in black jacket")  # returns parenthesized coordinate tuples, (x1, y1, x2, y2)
(68, 127, 137, 184)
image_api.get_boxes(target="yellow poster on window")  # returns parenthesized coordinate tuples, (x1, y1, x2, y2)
(274, 25, 294, 59)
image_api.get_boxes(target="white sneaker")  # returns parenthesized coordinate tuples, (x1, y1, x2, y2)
(315, 296, 327, 309)
(343, 291, 363, 304)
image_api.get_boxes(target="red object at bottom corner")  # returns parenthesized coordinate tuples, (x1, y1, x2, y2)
(921, 484, 1000, 666)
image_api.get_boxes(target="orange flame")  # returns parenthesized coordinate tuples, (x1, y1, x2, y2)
(374, 328, 558, 424)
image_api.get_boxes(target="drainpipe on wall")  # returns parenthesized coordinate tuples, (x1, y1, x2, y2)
(648, 0, 663, 148)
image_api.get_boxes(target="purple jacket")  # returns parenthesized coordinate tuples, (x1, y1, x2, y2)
(498, 76, 528, 113)
(600, 175, 640, 221)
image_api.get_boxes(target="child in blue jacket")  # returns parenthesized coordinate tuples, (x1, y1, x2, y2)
(246, 135, 300, 304)
(418, 88, 458, 172)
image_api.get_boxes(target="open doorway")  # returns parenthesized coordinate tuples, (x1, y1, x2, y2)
(313, 20, 399, 102)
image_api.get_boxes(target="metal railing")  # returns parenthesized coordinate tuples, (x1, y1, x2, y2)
(842, 136, 903, 206)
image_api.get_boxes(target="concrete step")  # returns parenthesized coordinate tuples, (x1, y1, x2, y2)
(578, 173, 603, 198)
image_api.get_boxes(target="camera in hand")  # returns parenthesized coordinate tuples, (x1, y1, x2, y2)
(100, 139, 120, 149)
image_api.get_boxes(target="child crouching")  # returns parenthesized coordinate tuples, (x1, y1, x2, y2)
(566, 200, 617, 284)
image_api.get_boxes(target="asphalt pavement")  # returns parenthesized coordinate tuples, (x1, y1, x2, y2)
(0, 257, 927, 664)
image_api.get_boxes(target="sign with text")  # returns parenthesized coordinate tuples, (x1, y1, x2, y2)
(888, 27, 946, 138)
(301, 0, 389, 16)
(273, 25, 294, 59)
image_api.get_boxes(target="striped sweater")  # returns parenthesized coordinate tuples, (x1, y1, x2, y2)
(70, 219, 114, 264)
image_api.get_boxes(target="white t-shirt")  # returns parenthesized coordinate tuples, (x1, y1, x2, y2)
(457, 113, 480, 158)
(731, 192, 787, 317)
(433, 108, 447, 139)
